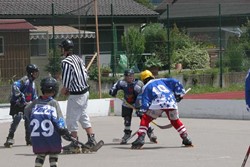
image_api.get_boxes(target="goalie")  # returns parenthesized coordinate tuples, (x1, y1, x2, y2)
(131, 70, 193, 149)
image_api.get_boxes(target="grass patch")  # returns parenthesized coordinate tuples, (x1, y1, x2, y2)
(188, 84, 244, 94)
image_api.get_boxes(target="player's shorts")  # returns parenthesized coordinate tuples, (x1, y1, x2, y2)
(121, 105, 133, 117)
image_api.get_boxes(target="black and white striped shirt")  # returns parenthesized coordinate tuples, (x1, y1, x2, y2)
(61, 54, 89, 92)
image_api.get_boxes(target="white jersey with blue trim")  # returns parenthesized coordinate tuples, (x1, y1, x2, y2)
(140, 78, 186, 112)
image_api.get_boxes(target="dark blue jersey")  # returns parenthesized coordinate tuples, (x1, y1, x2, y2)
(245, 69, 250, 106)
(109, 78, 144, 105)
(10, 76, 38, 104)
(25, 97, 65, 154)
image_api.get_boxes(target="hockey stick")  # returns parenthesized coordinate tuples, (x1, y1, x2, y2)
(183, 88, 191, 97)
(112, 130, 138, 143)
(68, 136, 104, 153)
(119, 98, 172, 130)
(241, 146, 250, 167)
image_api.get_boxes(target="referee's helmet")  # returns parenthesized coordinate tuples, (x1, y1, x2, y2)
(59, 39, 74, 51)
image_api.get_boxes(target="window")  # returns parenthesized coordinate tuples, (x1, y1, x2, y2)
(0, 37, 4, 56)
(31, 39, 47, 56)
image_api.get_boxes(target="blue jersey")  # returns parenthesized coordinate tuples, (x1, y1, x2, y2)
(10, 76, 37, 104)
(245, 69, 250, 106)
(25, 97, 65, 154)
(140, 78, 186, 112)
(109, 78, 144, 105)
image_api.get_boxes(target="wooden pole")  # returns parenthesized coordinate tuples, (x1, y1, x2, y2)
(94, 0, 102, 98)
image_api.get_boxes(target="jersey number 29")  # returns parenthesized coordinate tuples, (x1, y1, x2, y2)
(30, 119, 54, 137)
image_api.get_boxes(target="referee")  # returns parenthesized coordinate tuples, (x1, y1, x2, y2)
(59, 39, 97, 152)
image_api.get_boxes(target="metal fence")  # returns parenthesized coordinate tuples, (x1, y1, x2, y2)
(0, 1, 250, 102)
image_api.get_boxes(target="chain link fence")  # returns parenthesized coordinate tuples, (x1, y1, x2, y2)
(0, 1, 250, 102)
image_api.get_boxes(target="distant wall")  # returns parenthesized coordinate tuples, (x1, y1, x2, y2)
(1, 98, 250, 123)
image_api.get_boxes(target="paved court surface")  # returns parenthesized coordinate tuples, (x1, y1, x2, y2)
(0, 116, 249, 167)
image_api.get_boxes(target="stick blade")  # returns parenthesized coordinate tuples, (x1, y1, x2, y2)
(157, 123, 173, 129)
(112, 138, 122, 143)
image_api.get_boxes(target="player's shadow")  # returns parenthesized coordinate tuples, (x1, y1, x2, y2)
(112, 145, 184, 150)
(16, 153, 35, 156)
(104, 141, 187, 150)
(0, 144, 28, 149)
(104, 141, 163, 146)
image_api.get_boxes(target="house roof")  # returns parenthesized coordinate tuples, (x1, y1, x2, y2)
(0, 19, 35, 30)
(157, 0, 250, 19)
(30, 26, 95, 39)
(0, 0, 158, 17)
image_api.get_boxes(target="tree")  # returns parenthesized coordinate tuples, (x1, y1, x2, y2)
(45, 49, 62, 79)
(173, 45, 210, 70)
(121, 26, 145, 68)
(170, 24, 210, 70)
(142, 23, 168, 69)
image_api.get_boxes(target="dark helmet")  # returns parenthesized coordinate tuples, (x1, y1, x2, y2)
(59, 39, 74, 51)
(26, 64, 39, 75)
(40, 76, 59, 97)
(124, 69, 134, 76)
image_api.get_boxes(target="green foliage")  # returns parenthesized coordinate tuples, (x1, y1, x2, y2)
(172, 45, 210, 70)
(121, 26, 145, 68)
(45, 49, 62, 78)
(142, 23, 168, 67)
(144, 55, 164, 68)
(169, 24, 210, 71)
(101, 65, 112, 73)
(224, 39, 245, 72)
(88, 65, 99, 81)
(88, 65, 117, 83)
(188, 84, 244, 94)
(239, 19, 250, 56)
(170, 24, 194, 51)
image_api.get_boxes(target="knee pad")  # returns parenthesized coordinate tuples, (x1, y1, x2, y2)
(124, 116, 131, 127)
(168, 109, 179, 120)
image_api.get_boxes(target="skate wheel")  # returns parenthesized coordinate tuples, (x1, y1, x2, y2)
(81, 148, 90, 153)
(183, 144, 194, 147)
(82, 150, 90, 153)
(4, 144, 12, 148)
(131, 146, 143, 150)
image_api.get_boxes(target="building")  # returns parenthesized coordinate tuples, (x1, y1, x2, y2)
(0, 0, 159, 78)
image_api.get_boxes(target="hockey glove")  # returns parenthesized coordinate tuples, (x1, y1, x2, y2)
(247, 105, 250, 112)
(136, 109, 144, 118)
(58, 128, 70, 136)
(109, 89, 116, 97)
(175, 94, 183, 103)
